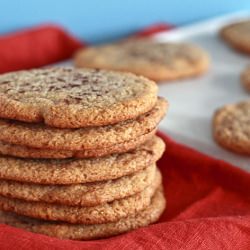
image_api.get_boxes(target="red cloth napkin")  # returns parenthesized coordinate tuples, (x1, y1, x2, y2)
(0, 24, 250, 250)
(0, 25, 84, 73)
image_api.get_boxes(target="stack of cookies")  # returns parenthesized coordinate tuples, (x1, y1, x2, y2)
(0, 67, 167, 240)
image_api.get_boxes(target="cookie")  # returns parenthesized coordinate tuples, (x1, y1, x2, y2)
(0, 136, 165, 184)
(74, 39, 209, 82)
(0, 185, 165, 240)
(0, 67, 158, 128)
(220, 20, 250, 54)
(0, 98, 167, 151)
(213, 101, 250, 155)
(0, 130, 155, 159)
(0, 170, 161, 224)
(241, 66, 250, 92)
(0, 164, 156, 207)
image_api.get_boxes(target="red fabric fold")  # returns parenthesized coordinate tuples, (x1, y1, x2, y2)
(0, 25, 84, 73)
(0, 24, 249, 249)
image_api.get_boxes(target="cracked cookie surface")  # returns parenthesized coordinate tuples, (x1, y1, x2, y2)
(0, 67, 158, 128)
(221, 20, 250, 54)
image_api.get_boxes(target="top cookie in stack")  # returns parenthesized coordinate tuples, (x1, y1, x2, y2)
(0, 67, 166, 157)
(0, 67, 158, 128)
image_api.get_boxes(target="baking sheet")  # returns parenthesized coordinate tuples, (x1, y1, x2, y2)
(153, 11, 250, 171)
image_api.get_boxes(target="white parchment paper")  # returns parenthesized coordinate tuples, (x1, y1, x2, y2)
(153, 11, 250, 171)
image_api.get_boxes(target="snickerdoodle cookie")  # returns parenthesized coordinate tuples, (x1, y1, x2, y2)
(0, 67, 157, 128)
(213, 101, 250, 155)
(75, 39, 209, 81)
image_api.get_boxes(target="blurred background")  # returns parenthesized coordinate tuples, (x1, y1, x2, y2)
(1, 0, 250, 43)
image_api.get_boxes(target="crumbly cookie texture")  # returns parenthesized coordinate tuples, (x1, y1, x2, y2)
(213, 101, 250, 155)
(75, 39, 209, 82)
(241, 66, 250, 92)
(0, 165, 156, 207)
(0, 67, 158, 128)
(0, 171, 161, 224)
(0, 136, 165, 184)
(0, 186, 165, 240)
(0, 98, 167, 151)
(0, 130, 155, 159)
(221, 20, 250, 54)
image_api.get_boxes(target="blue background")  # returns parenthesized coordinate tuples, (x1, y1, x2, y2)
(1, 0, 250, 43)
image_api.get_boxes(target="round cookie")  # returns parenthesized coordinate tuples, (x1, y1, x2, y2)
(213, 101, 250, 155)
(0, 67, 158, 128)
(220, 20, 250, 54)
(0, 186, 165, 240)
(0, 98, 167, 151)
(0, 165, 156, 207)
(241, 66, 250, 92)
(0, 136, 165, 184)
(0, 171, 161, 224)
(0, 130, 155, 159)
(74, 39, 209, 82)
